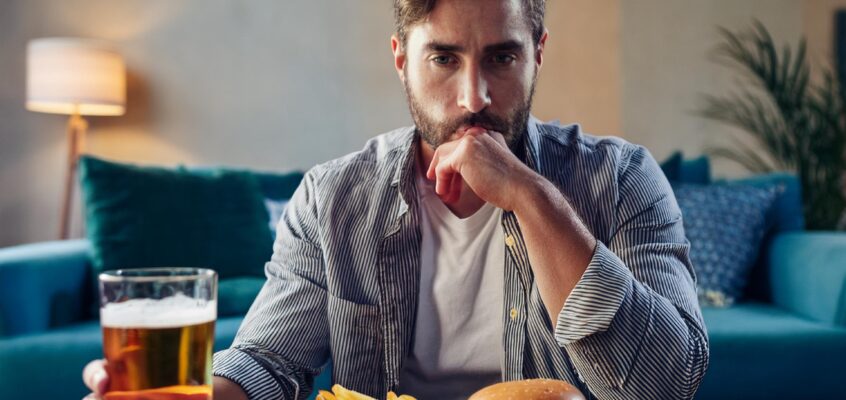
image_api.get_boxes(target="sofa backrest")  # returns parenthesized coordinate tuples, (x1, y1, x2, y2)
(663, 152, 806, 302)
(252, 170, 305, 201)
(729, 173, 804, 302)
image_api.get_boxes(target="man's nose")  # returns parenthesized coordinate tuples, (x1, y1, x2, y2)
(457, 65, 491, 114)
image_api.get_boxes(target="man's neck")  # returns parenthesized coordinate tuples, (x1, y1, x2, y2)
(417, 138, 487, 219)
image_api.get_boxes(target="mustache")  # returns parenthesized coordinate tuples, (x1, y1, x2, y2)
(443, 110, 510, 135)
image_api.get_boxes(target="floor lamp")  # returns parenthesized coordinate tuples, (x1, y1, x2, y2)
(26, 38, 126, 240)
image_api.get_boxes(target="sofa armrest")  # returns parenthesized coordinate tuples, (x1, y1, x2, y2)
(0, 240, 92, 337)
(769, 232, 846, 326)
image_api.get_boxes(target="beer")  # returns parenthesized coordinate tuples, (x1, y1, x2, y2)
(99, 269, 217, 400)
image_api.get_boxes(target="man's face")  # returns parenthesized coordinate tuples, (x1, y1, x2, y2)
(393, 0, 545, 150)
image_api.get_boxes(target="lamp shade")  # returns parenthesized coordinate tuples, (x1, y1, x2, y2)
(26, 38, 126, 116)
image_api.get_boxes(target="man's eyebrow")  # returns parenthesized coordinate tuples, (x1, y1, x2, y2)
(425, 42, 464, 52)
(484, 40, 525, 53)
(423, 40, 525, 53)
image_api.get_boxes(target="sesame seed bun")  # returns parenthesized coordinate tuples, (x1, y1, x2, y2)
(468, 379, 586, 400)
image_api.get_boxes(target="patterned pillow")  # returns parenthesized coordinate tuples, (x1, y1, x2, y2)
(264, 198, 289, 234)
(673, 183, 780, 307)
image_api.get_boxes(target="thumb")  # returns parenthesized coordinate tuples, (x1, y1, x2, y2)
(83, 359, 110, 396)
(488, 131, 508, 147)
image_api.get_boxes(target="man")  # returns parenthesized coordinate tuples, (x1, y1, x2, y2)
(84, 0, 709, 399)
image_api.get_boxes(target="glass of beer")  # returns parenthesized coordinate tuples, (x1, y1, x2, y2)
(99, 268, 217, 400)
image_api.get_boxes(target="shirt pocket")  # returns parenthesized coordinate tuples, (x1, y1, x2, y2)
(326, 294, 384, 396)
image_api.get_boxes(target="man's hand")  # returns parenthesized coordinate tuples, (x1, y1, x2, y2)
(428, 127, 596, 324)
(82, 360, 109, 400)
(426, 127, 539, 211)
(81, 359, 248, 400)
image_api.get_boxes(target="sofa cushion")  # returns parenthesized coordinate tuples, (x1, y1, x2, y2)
(723, 173, 804, 233)
(264, 198, 290, 233)
(659, 151, 711, 184)
(674, 183, 778, 306)
(79, 156, 273, 280)
(218, 277, 265, 317)
(252, 170, 305, 201)
(0, 317, 244, 400)
(699, 303, 846, 399)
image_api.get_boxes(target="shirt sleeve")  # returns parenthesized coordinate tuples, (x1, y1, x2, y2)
(554, 242, 631, 345)
(552, 144, 710, 400)
(213, 168, 331, 400)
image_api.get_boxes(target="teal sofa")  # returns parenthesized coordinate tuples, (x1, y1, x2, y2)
(0, 167, 335, 400)
(664, 154, 846, 399)
(1, 156, 845, 400)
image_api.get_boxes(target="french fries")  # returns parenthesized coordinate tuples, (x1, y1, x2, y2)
(314, 384, 416, 400)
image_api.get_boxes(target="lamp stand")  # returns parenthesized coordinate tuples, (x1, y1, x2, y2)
(59, 110, 87, 240)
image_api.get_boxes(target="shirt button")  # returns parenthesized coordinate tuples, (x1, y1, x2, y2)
(509, 308, 518, 320)
(505, 235, 516, 247)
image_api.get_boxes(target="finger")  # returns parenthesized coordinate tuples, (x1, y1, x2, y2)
(442, 174, 456, 203)
(426, 148, 440, 181)
(488, 131, 508, 147)
(463, 126, 487, 137)
(83, 359, 109, 395)
(83, 394, 99, 400)
(435, 168, 454, 196)
(434, 158, 458, 196)
(445, 172, 463, 204)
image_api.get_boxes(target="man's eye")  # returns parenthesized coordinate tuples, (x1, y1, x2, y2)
(492, 54, 516, 64)
(432, 55, 454, 65)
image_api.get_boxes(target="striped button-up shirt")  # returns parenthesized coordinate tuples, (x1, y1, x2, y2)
(213, 117, 709, 400)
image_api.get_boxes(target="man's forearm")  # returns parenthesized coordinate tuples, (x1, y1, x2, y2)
(512, 173, 597, 324)
(213, 376, 249, 400)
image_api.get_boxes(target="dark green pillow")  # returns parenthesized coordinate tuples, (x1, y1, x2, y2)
(660, 151, 711, 184)
(79, 156, 273, 279)
(252, 170, 305, 200)
(660, 151, 682, 181)
(218, 277, 265, 317)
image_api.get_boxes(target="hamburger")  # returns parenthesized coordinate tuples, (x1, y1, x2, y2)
(468, 379, 586, 400)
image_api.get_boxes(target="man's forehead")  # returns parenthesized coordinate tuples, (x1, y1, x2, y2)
(405, 0, 531, 51)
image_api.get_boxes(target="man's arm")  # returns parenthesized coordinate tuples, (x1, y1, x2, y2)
(511, 171, 595, 324)
(213, 377, 249, 400)
(84, 364, 249, 400)
(213, 168, 332, 400)
(515, 145, 709, 399)
(427, 131, 708, 399)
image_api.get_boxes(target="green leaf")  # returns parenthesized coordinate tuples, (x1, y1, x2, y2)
(698, 20, 846, 230)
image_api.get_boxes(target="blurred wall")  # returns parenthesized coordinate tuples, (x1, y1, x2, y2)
(1, 0, 408, 246)
(533, 0, 622, 136)
(619, 0, 805, 178)
(0, 0, 836, 246)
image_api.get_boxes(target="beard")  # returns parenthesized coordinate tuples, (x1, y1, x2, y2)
(403, 74, 536, 152)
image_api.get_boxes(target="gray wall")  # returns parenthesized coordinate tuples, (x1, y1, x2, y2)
(0, 0, 823, 246)
(1, 0, 410, 246)
(620, 0, 804, 179)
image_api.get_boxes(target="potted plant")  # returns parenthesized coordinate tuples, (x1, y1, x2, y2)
(699, 20, 846, 230)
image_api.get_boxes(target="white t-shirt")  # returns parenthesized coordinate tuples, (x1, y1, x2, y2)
(397, 164, 505, 399)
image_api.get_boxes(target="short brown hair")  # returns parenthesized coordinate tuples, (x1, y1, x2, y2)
(393, 0, 546, 47)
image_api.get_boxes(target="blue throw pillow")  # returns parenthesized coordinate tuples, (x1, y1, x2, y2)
(673, 183, 780, 307)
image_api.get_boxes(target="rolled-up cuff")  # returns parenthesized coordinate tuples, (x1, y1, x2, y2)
(554, 241, 633, 345)
(213, 348, 287, 400)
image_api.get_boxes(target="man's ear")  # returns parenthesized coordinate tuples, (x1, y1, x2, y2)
(535, 28, 548, 70)
(391, 35, 406, 83)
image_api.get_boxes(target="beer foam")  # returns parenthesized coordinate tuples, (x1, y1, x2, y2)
(101, 293, 217, 328)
